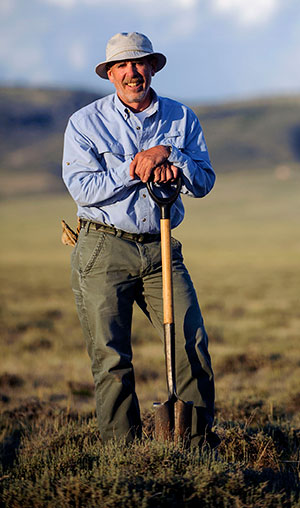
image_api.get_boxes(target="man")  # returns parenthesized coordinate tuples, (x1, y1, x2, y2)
(62, 32, 218, 447)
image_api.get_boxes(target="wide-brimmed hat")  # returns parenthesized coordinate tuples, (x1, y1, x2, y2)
(95, 32, 167, 79)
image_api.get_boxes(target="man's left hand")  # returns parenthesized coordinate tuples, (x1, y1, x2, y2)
(130, 146, 173, 182)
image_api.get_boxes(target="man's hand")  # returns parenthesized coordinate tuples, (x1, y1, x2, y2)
(152, 162, 179, 183)
(130, 145, 177, 183)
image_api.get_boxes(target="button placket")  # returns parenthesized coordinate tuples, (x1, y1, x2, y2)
(138, 185, 150, 231)
(130, 115, 143, 150)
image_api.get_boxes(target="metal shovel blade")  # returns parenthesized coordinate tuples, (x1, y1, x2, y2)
(154, 398, 193, 445)
(153, 400, 173, 441)
(174, 399, 193, 445)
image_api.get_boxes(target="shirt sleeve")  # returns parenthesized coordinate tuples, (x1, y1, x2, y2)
(62, 116, 136, 207)
(162, 110, 216, 198)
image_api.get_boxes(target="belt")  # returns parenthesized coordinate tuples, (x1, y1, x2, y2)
(79, 219, 160, 244)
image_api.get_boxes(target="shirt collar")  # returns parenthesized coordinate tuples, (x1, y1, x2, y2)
(114, 88, 159, 120)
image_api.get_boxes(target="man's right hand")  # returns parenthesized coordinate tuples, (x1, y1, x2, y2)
(129, 145, 178, 183)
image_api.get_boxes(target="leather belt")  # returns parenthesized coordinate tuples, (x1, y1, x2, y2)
(79, 219, 160, 244)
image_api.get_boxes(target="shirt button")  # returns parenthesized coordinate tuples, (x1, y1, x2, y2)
(142, 218, 146, 222)
(136, 126, 141, 130)
(142, 193, 146, 198)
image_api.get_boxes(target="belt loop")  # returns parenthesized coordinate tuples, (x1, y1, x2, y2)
(85, 221, 91, 236)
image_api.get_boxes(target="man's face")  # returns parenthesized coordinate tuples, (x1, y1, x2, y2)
(107, 57, 156, 112)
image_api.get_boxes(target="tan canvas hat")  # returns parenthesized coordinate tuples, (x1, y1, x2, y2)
(95, 32, 167, 79)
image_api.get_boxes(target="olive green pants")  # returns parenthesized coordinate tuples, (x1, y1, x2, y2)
(71, 227, 215, 445)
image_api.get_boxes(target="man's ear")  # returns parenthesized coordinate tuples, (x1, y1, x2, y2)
(107, 66, 114, 83)
(150, 57, 157, 76)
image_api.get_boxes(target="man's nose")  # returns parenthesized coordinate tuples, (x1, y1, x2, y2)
(127, 63, 139, 77)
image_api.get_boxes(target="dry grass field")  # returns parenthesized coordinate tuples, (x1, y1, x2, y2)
(1, 168, 299, 506)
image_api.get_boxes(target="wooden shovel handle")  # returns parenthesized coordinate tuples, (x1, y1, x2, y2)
(160, 217, 173, 325)
(161, 216, 176, 397)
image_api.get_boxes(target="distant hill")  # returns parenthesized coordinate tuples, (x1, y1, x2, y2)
(0, 87, 101, 198)
(193, 97, 300, 173)
(0, 87, 299, 198)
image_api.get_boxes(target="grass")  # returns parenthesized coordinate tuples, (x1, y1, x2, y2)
(1, 168, 299, 506)
(1, 405, 299, 507)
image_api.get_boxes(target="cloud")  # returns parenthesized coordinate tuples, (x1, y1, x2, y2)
(0, 0, 17, 15)
(41, 0, 198, 10)
(40, 0, 76, 6)
(38, 0, 200, 42)
(212, 0, 280, 25)
(68, 42, 87, 70)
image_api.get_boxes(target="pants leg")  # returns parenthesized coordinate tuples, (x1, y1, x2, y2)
(71, 228, 142, 442)
(140, 237, 215, 446)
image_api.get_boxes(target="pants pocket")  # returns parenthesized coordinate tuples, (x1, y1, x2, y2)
(78, 230, 107, 276)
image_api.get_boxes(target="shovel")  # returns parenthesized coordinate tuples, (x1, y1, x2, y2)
(147, 176, 193, 446)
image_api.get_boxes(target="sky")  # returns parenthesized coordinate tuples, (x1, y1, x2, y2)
(0, 0, 299, 103)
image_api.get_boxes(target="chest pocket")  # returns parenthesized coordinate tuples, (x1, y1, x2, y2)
(162, 131, 185, 150)
(95, 140, 135, 167)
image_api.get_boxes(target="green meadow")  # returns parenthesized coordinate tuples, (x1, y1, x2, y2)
(1, 168, 299, 506)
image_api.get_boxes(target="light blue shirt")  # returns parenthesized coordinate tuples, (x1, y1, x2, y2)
(62, 90, 215, 234)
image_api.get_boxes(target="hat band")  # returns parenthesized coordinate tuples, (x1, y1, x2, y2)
(107, 48, 152, 61)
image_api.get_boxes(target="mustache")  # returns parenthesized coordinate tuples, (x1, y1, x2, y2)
(123, 78, 143, 85)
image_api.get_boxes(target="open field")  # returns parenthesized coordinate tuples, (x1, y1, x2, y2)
(1, 169, 299, 506)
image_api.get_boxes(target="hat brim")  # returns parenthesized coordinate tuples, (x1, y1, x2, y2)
(95, 51, 166, 79)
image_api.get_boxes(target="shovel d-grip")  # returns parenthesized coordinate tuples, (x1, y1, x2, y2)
(147, 176, 193, 446)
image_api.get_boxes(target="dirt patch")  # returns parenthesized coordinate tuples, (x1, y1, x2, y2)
(217, 352, 282, 376)
(286, 392, 300, 415)
(0, 373, 24, 388)
(135, 368, 159, 383)
(68, 381, 94, 398)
